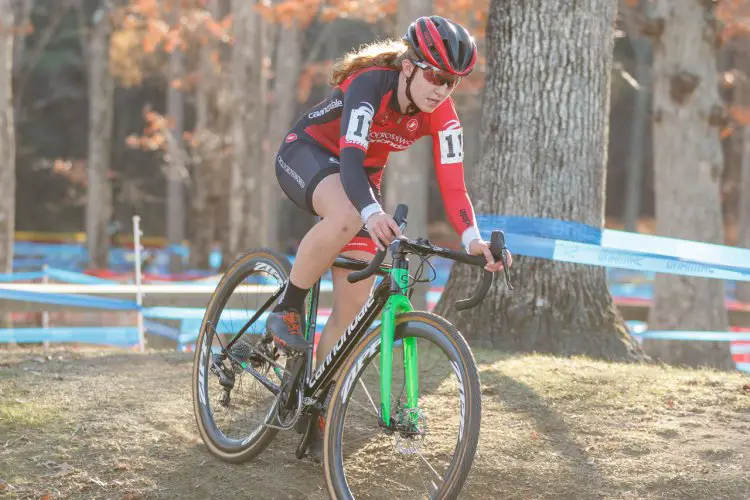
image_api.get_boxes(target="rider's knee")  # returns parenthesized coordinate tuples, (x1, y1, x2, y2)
(328, 205, 362, 239)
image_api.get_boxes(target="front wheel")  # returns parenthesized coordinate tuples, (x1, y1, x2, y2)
(322, 311, 482, 499)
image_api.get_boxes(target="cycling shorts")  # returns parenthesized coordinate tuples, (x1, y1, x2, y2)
(275, 138, 379, 255)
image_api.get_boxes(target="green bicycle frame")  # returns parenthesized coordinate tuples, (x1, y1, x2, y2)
(379, 265, 417, 426)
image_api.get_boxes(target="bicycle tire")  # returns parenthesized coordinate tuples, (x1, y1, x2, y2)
(192, 248, 292, 463)
(322, 311, 482, 499)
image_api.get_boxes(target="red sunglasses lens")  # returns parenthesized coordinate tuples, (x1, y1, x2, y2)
(421, 67, 459, 88)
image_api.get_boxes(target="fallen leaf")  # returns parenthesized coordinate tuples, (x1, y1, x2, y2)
(42, 460, 75, 478)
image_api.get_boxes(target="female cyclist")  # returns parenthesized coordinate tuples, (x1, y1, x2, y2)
(267, 15, 512, 458)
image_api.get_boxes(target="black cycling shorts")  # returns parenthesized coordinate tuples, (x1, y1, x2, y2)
(275, 136, 380, 254)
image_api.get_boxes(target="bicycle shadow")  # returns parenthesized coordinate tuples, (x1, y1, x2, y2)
(465, 363, 609, 500)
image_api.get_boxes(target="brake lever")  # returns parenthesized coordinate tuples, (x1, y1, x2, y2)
(500, 247, 513, 290)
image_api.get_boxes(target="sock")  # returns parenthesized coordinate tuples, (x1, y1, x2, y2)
(274, 281, 309, 313)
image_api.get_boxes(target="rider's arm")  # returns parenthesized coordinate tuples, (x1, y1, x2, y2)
(429, 99, 481, 253)
(338, 70, 387, 223)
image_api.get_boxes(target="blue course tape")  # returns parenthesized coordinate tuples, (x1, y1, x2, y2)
(0, 288, 139, 310)
(144, 320, 180, 340)
(482, 232, 750, 282)
(46, 268, 118, 284)
(0, 271, 45, 282)
(632, 331, 750, 342)
(478, 215, 750, 276)
(0, 327, 139, 347)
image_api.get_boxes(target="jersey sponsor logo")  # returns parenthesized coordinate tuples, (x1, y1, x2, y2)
(277, 154, 305, 188)
(367, 131, 414, 150)
(285, 133, 297, 143)
(459, 209, 472, 228)
(407, 118, 419, 132)
(308, 98, 343, 119)
(344, 102, 375, 148)
(438, 124, 464, 164)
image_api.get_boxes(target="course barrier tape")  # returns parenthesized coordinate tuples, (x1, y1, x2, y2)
(478, 215, 750, 267)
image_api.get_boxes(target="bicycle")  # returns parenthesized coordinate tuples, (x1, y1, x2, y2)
(192, 204, 513, 499)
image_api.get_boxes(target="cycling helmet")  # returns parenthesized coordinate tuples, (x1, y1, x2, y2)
(404, 16, 477, 76)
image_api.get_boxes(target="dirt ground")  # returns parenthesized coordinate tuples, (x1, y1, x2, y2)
(1, 346, 749, 499)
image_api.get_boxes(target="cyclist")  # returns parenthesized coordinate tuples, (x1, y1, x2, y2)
(268, 15, 512, 458)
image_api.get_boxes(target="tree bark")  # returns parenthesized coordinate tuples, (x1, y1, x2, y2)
(619, 0, 653, 233)
(645, 1, 732, 370)
(739, 126, 750, 303)
(385, 0, 432, 310)
(0, 0, 15, 274)
(229, 0, 269, 257)
(737, 49, 750, 304)
(166, 6, 186, 272)
(190, 0, 227, 269)
(85, 1, 114, 269)
(434, 0, 644, 362)
(268, 13, 307, 253)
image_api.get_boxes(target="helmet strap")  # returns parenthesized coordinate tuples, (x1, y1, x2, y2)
(404, 69, 421, 116)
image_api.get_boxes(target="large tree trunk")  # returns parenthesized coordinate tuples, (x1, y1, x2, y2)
(385, 0, 432, 309)
(645, 1, 732, 370)
(190, 0, 227, 269)
(0, 0, 15, 274)
(85, 1, 114, 270)
(737, 49, 750, 305)
(166, 6, 186, 272)
(740, 126, 750, 303)
(268, 13, 307, 253)
(434, 0, 644, 361)
(619, 0, 653, 233)
(230, 0, 269, 257)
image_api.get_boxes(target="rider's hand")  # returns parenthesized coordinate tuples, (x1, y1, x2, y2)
(366, 213, 403, 251)
(468, 239, 512, 272)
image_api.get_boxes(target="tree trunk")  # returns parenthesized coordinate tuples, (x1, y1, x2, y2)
(434, 0, 644, 362)
(737, 50, 750, 304)
(190, 0, 225, 270)
(166, 7, 186, 273)
(85, 1, 114, 270)
(645, 1, 732, 370)
(0, 0, 15, 274)
(739, 126, 750, 303)
(385, 0, 432, 310)
(268, 13, 308, 253)
(229, 0, 269, 256)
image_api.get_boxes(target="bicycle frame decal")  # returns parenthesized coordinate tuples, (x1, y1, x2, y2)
(308, 293, 376, 387)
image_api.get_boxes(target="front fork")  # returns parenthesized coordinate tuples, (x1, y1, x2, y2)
(380, 261, 418, 428)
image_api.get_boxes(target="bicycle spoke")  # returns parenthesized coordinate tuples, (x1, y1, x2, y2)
(356, 379, 378, 415)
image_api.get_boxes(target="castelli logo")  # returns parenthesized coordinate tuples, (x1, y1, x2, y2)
(285, 133, 297, 143)
(407, 118, 419, 132)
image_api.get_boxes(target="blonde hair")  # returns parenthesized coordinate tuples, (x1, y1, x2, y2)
(329, 39, 415, 86)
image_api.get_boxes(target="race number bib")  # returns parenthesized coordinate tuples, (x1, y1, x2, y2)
(438, 127, 464, 164)
(345, 103, 374, 148)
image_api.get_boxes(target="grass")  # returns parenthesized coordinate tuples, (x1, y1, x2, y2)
(0, 345, 748, 499)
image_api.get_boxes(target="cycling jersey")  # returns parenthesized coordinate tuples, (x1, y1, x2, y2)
(285, 66, 481, 251)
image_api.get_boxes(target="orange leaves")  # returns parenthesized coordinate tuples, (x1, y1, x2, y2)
(624, 0, 641, 7)
(717, 0, 750, 43)
(729, 105, 750, 125)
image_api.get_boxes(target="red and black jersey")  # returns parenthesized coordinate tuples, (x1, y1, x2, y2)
(288, 66, 478, 242)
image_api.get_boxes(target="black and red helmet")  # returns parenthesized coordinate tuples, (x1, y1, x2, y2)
(404, 16, 477, 76)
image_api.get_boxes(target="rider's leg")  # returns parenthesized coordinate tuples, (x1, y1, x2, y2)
(268, 172, 367, 351)
(315, 249, 376, 367)
(289, 173, 363, 289)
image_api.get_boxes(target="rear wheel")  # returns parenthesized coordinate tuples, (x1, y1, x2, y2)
(192, 248, 292, 463)
(323, 311, 482, 499)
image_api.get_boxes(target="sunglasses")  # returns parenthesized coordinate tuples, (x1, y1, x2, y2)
(412, 60, 461, 89)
